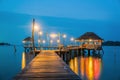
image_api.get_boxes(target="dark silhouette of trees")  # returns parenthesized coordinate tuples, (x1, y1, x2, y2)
(103, 41, 120, 46)
(0, 42, 11, 46)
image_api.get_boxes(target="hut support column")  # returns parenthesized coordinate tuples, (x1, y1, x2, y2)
(88, 49, 90, 56)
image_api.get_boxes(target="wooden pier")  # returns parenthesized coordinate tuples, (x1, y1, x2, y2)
(14, 50, 81, 80)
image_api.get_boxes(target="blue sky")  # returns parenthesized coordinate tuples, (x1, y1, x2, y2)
(0, 0, 120, 44)
(0, 0, 120, 19)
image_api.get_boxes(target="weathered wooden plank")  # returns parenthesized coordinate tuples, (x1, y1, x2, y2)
(14, 51, 81, 80)
(14, 78, 80, 80)
(16, 73, 79, 78)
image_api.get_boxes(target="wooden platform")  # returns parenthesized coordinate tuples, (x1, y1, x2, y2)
(14, 50, 81, 80)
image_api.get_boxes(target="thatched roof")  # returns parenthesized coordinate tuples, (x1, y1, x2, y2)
(23, 37, 32, 42)
(76, 32, 103, 40)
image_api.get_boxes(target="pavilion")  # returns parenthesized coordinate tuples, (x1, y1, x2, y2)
(76, 32, 103, 50)
(22, 37, 33, 48)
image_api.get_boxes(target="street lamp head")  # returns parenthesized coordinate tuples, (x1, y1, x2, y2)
(50, 33, 57, 38)
(63, 34, 66, 38)
(39, 31, 43, 35)
(34, 25, 39, 31)
(57, 39, 60, 43)
(38, 39, 41, 43)
(70, 37, 74, 41)
(50, 40, 53, 43)
(22, 41, 26, 44)
(43, 40, 46, 44)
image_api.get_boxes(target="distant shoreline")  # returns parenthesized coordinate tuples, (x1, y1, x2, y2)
(103, 41, 120, 46)
(0, 42, 11, 46)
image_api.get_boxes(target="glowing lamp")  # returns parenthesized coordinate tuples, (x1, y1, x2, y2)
(50, 40, 53, 43)
(50, 33, 57, 38)
(38, 40, 41, 43)
(39, 31, 43, 35)
(70, 37, 74, 41)
(22, 41, 26, 43)
(89, 39, 92, 42)
(43, 40, 46, 43)
(57, 39, 60, 43)
(63, 34, 66, 38)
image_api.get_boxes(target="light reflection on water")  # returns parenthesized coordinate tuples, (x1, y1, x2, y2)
(68, 46, 120, 80)
(69, 56, 102, 80)
(21, 52, 26, 70)
(21, 52, 35, 70)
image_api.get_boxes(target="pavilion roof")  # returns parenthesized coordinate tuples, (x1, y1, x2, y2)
(23, 37, 32, 42)
(76, 32, 103, 41)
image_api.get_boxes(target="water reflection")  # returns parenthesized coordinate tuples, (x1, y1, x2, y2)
(21, 52, 26, 69)
(21, 52, 35, 70)
(69, 56, 102, 80)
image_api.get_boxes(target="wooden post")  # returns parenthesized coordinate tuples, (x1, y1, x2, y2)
(24, 47, 26, 53)
(88, 49, 90, 56)
(78, 49, 81, 56)
(66, 52, 69, 63)
(81, 49, 84, 56)
(69, 50, 72, 60)
(62, 53, 64, 61)
(71, 50, 74, 58)
(74, 49, 77, 57)
(64, 53, 67, 62)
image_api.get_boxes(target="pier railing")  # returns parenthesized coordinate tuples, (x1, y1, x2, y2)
(23, 44, 102, 52)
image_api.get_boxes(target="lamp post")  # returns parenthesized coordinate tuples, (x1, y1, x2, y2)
(62, 34, 66, 47)
(50, 40, 53, 49)
(42, 40, 46, 50)
(38, 36, 40, 49)
(32, 18, 35, 52)
(38, 31, 42, 50)
(32, 18, 40, 52)
(58, 32, 60, 47)
(46, 32, 49, 47)
(50, 33, 58, 47)
(57, 39, 60, 46)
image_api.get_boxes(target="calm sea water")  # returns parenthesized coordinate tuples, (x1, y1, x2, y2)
(68, 46, 120, 80)
(0, 46, 34, 80)
(0, 46, 120, 80)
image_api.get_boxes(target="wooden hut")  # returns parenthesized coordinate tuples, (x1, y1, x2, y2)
(22, 37, 33, 48)
(76, 32, 103, 50)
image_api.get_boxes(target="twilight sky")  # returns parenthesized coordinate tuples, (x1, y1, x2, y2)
(0, 0, 120, 44)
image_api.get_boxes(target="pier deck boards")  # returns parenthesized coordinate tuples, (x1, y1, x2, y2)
(14, 51, 81, 80)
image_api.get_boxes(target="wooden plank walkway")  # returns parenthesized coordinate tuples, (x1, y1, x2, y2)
(14, 50, 81, 80)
